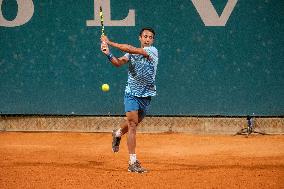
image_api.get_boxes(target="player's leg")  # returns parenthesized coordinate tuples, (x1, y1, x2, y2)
(125, 97, 149, 154)
(112, 94, 139, 153)
(112, 111, 145, 153)
(127, 97, 150, 173)
(126, 110, 147, 173)
(115, 112, 144, 136)
(126, 110, 139, 155)
(112, 111, 144, 151)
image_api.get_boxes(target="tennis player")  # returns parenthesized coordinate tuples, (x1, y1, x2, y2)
(100, 27, 158, 173)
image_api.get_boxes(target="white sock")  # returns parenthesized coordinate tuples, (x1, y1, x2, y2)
(129, 154, 137, 165)
(115, 128, 122, 137)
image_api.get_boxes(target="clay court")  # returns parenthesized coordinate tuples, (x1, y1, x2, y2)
(0, 132, 283, 189)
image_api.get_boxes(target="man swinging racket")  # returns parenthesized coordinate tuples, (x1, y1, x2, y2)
(100, 27, 158, 173)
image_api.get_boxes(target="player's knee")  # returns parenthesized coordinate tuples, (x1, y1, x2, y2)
(127, 119, 138, 130)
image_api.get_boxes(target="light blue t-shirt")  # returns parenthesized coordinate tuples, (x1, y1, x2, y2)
(124, 46, 158, 97)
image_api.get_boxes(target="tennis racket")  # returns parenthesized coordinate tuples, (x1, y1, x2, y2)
(99, 6, 105, 36)
(99, 6, 107, 51)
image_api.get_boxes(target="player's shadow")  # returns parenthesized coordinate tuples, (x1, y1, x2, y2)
(5, 161, 283, 172)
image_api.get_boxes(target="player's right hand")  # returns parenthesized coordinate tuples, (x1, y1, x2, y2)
(101, 42, 109, 54)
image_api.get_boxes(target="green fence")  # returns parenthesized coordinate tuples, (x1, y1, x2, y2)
(0, 0, 283, 116)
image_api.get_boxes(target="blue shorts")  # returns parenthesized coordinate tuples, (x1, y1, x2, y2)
(124, 93, 151, 119)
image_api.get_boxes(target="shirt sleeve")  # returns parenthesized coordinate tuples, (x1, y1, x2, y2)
(143, 46, 158, 62)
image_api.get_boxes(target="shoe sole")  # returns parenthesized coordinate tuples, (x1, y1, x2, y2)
(128, 169, 148, 173)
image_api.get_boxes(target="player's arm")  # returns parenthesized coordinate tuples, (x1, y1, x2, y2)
(109, 56, 129, 67)
(101, 35, 149, 58)
(101, 42, 129, 67)
(108, 41, 149, 58)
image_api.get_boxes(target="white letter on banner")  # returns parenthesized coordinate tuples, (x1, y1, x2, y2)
(192, 0, 238, 26)
(87, 0, 135, 26)
(0, 0, 34, 27)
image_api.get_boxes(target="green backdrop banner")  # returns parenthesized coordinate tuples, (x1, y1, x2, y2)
(0, 0, 283, 116)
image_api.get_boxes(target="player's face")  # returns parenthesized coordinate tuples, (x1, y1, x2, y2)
(139, 30, 154, 48)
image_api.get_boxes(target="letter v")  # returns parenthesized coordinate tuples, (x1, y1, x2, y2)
(191, 0, 238, 26)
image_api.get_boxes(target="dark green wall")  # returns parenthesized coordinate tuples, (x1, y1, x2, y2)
(1, 0, 283, 116)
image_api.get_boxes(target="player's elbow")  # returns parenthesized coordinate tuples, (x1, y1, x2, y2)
(113, 63, 121, 67)
(112, 61, 122, 67)
(114, 59, 127, 67)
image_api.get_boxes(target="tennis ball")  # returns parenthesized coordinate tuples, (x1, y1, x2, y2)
(101, 83, 110, 92)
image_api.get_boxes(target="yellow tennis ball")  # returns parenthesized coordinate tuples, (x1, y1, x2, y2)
(101, 84, 109, 92)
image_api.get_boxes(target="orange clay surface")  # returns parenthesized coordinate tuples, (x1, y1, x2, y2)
(0, 132, 283, 189)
